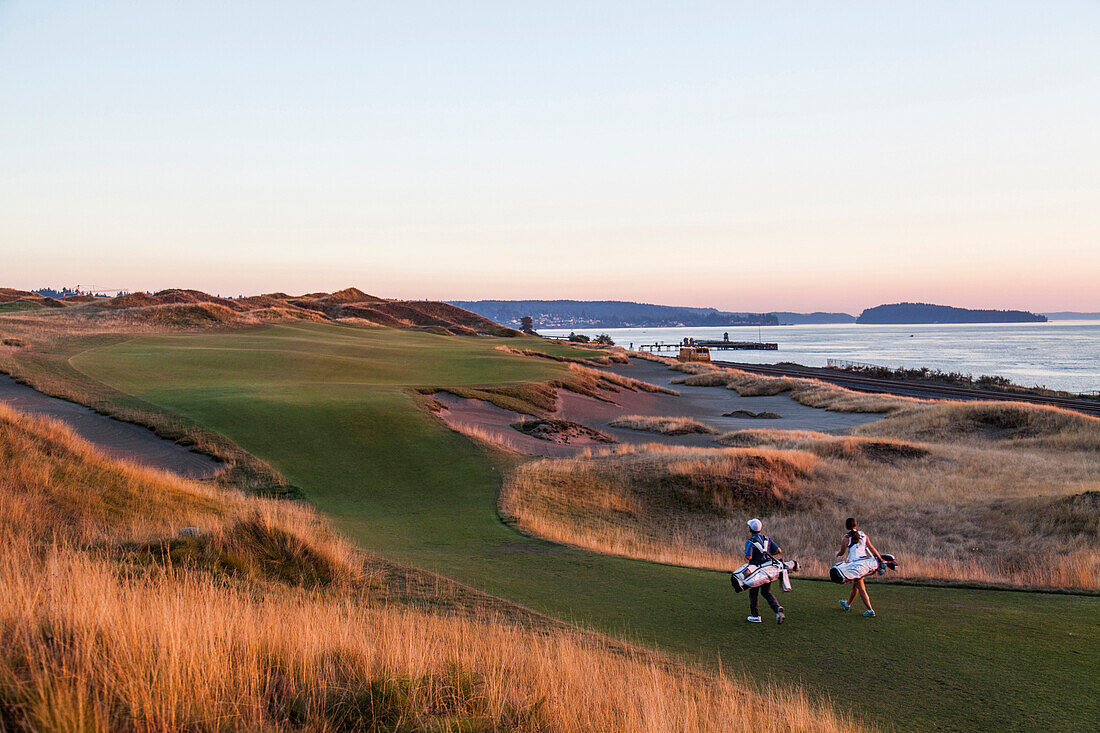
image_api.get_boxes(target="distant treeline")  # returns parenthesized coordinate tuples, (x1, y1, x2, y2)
(449, 300, 780, 328)
(447, 300, 863, 328)
(770, 311, 856, 325)
(857, 303, 1047, 324)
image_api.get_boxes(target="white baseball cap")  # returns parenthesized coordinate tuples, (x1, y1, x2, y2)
(747, 518, 762, 532)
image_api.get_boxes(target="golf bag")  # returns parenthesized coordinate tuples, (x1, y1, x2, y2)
(730, 559, 800, 593)
(829, 553, 899, 584)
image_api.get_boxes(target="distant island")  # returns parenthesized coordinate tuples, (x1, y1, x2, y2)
(449, 300, 780, 329)
(1044, 312, 1100, 320)
(770, 311, 856, 325)
(857, 302, 1047, 324)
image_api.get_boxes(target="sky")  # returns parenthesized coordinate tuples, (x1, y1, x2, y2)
(1, 2, 1098, 313)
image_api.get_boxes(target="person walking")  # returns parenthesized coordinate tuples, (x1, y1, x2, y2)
(837, 517, 884, 617)
(744, 518, 785, 625)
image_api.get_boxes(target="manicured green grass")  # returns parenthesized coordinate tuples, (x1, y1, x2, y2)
(71, 323, 1099, 732)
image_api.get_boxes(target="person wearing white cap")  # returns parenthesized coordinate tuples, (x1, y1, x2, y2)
(744, 518, 785, 624)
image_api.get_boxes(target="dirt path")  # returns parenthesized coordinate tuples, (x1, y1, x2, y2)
(0, 375, 223, 479)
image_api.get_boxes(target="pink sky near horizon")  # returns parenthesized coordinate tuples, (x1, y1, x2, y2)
(9, 254, 1097, 314)
(3, 2, 1098, 313)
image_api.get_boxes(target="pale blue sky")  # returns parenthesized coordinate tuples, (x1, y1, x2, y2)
(2, 2, 1098, 311)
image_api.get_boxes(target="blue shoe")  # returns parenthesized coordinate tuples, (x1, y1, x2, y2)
(863, 610, 876, 618)
(838, 600, 850, 611)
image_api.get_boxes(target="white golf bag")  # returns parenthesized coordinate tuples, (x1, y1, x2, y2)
(730, 535, 800, 593)
(829, 553, 899, 584)
(731, 558, 800, 593)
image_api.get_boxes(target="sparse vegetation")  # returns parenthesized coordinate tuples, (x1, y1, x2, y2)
(493, 344, 628, 366)
(668, 361, 924, 413)
(724, 409, 782, 419)
(512, 417, 615, 444)
(426, 362, 676, 418)
(0, 286, 517, 339)
(609, 414, 718, 435)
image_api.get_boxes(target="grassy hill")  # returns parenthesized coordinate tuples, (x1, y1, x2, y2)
(1, 286, 518, 336)
(0, 401, 844, 731)
(49, 323, 1100, 732)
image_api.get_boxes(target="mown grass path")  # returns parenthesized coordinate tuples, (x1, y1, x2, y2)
(72, 323, 1099, 732)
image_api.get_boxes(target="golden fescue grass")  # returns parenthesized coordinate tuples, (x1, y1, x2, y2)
(502, 445, 820, 569)
(564, 362, 679, 396)
(0, 544, 851, 732)
(442, 419, 529, 454)
(716, 430, 930, 462)
(857, 400, 1100, 451)
(427, 364, 677, 419)
(0, 318, 303, 497)
(503, 435, 1100, 590)
(609, 415, 718, 435)
(0, 405, 855, 732)
(0, 300, 323, 350)
(0, 403, 358, 575)
(494, 344, 629, 366)
(669, 363, 922, 413)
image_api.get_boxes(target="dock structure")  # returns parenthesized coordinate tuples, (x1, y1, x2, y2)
(641, 339, 777, 352)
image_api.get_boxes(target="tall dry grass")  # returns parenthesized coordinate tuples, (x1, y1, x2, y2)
(857, 399, 1100, 451)
(668, 362, 922, 413)
(0, 404, 855, 732)
(565, 362, 679, 396)
(2, 542, 853, 732)
(609, 414, 718, 435)
(502, 445, 820, 570)
(502, 434, 1100, 590)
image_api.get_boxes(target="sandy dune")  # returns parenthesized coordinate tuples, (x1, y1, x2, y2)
(433, 357, 882, 456)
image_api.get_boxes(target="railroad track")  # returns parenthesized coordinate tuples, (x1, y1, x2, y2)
(712, 361, 1100, 417)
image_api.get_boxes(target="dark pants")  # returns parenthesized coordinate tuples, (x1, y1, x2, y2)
(749, 582, 782, 617)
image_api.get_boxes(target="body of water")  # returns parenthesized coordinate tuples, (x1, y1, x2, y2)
(542, 320, 1100, 394)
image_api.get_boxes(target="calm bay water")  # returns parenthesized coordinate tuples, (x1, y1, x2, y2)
(542, 320, 1100, 394)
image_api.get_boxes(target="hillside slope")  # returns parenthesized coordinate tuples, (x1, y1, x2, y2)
(1, 286, 517, 336)
(0, 402, 851, 732)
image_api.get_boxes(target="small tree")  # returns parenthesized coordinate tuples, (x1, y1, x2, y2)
(568, 332, 591, 343)
(594, 333, 615, 346)
(520, 316, 536, 334)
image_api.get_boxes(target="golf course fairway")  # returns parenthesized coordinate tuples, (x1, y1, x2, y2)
(71, 323, 1099, 732)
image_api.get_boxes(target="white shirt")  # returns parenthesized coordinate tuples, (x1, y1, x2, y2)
(845, 531, 869, 562)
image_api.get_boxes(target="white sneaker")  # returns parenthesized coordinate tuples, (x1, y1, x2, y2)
(747, 616, 762, 623)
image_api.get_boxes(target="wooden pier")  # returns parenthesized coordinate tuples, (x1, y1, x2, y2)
(641, 339, 777, 352)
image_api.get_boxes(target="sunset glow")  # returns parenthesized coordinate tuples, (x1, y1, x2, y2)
(2, 2, 1098, 312)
